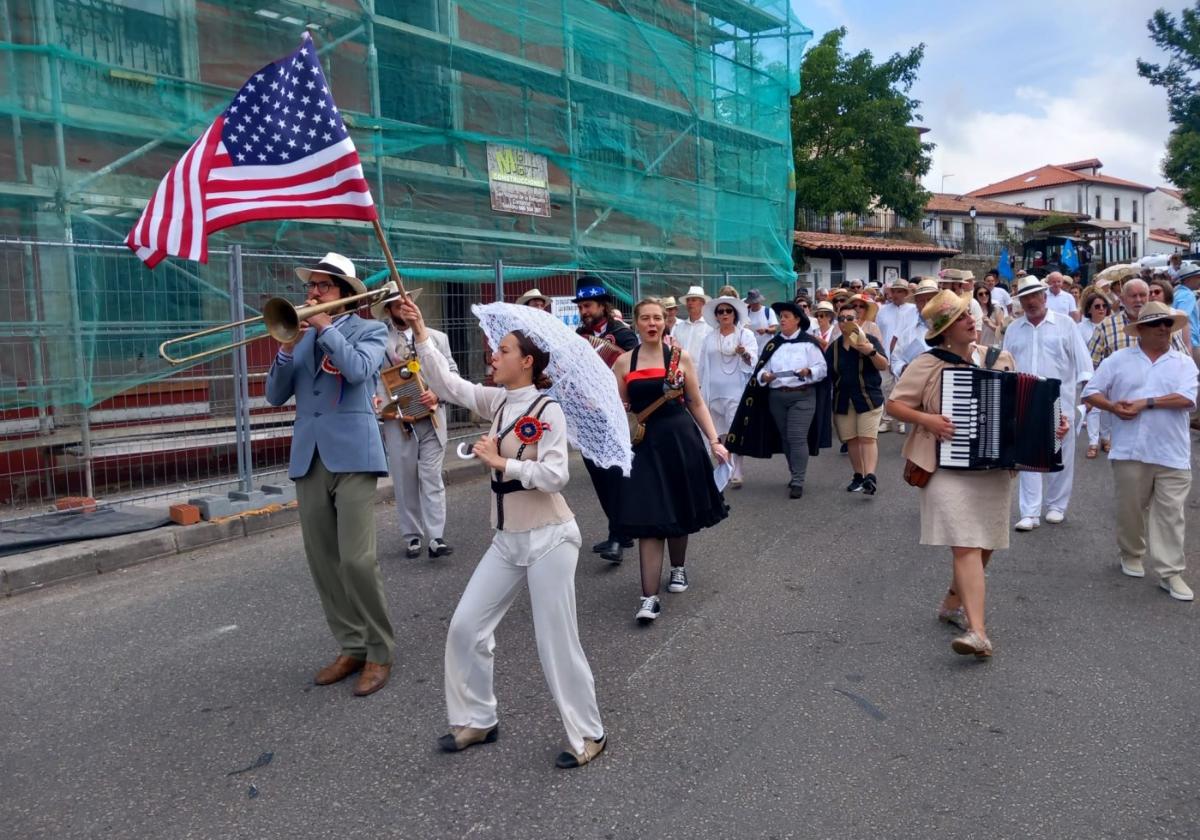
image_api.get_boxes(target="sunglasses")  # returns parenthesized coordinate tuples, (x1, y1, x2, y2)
(1091, 302, 1108, 309)
(1142, 320, 1173, 329)
(837, 315, 856, 323)
(715, 308, 735, 315)
(816, 311, 833, 318)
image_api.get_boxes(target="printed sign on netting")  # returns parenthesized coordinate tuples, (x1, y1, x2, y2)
(486, 143, 551, 218)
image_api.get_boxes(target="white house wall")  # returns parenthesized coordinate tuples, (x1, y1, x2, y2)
(1146, 189, 1190, 236)
(976, 183, 1149, 256)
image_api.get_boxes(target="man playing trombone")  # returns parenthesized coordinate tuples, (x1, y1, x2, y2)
(373, 291, 457, 559)
(265, 251, 396, 697)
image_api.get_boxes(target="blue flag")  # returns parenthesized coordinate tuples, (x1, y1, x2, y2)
(998, 246, 1014, 281)
(1060, 238, 1080, 272)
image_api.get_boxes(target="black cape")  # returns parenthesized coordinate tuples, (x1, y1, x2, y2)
(725, 332, 833, 458)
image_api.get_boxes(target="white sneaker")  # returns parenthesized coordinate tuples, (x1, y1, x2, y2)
(1119, 557, 1145, 578)
(1015, 517, 1039, 531)
(1044, 509, 1065, 524)
(635, 595, 661, 622)
(1159, 575, 1194, 601)
(878, 419, 892, 433)
(896, 422, 907, 434)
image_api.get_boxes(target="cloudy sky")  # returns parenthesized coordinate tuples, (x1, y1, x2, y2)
(793, 0, 1178, 194)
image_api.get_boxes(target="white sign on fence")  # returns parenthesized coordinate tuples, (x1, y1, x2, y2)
(551, 296, 581, 330)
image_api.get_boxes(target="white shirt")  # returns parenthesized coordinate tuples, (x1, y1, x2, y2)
(671, 317, 711, 362)
(1082, 346, 1198, 470)
(697, 326, 758, 402)
(892, 317, 932, 377)
(745, 305, 779, 351)
(1046, 289, 1078, 317)
(875, 301, 919, 355)
(991, 286, 1013, 312)
(968, 296, 985, 333)
(1002, 310, 1094, 403)
(757, 332, 828, 388)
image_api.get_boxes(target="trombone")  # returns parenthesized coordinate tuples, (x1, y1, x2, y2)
(158, 281, 400, 365)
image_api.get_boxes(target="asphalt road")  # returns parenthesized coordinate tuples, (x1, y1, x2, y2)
(2, 435, 1198, 840)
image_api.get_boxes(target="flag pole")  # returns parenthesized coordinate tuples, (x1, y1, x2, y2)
(371, 218, 409, 298)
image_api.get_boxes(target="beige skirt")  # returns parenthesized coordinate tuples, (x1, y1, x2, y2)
(919, 468, 1013, 550)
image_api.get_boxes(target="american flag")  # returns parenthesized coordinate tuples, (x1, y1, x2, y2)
(126, 33, 376, 268)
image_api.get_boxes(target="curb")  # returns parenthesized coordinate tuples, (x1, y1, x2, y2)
(1, 458, 489, 598)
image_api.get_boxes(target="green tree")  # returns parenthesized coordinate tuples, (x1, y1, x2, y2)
(1138, 4, 1200, 233)
(792, 28, 932, 224)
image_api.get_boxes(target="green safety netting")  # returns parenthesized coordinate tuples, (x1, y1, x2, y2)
(0, 0, 810, 409)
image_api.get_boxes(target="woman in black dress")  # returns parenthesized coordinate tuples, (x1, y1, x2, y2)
(610, 299, 729, 624)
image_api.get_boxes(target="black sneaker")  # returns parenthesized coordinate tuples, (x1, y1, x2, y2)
(861, 474, 877, 496)
(635, 595, 661, 623)
(667, 567, 689, 593)
(847, 474, 864, 492)
(428, 538, 454, 558)
(789, 485, 804, 499)
(405, 537, 422, 558)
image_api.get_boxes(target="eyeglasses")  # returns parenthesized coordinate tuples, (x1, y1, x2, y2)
(837, 315, 856, 323)
(715, 307, 735, 315)
(1090, 302, 1108, 310)
(305, 280, 336, 293)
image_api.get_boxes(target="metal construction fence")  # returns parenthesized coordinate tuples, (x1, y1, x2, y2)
(0, 235, 788, 520)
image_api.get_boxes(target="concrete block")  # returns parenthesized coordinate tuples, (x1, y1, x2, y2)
(261, 484, 297, 504)
(243, 505, 300, 535)
(173, 517, 245, 551)
(228, 490, 268, 506)
(170, 503, 202, 525)
(189, 495, 236, 520)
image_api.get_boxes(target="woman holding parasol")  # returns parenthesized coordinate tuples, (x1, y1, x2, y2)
(398, 296, 630, 769)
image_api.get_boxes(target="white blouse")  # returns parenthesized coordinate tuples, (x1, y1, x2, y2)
(698, 326, 758, 402)
(757, 333, 828, 388)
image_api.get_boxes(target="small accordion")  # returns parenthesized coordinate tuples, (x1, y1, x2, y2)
(938, 368, 1063, 473)
(378, 362, 432, 423)
(584, 334, 624, 368)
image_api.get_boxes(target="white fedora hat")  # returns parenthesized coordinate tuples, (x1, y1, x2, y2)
(680, 284, 709, 302)
(370, 287, 423, 321)
(516, 287, 551, 307)
(702, 295, 749, 329)
(295, 252, 366, 297)
(1014, 276, 1049, 298)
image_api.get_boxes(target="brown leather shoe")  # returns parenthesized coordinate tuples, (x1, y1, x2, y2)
(314, 655, 365, 686)
(352, 661, 391, 697)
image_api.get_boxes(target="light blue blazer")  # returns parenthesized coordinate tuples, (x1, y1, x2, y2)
(265, 314, 389, 479)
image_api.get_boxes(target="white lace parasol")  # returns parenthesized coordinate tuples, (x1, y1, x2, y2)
(471, 302, 633, 475)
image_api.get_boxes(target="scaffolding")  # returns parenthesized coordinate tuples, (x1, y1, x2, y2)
(0, 0, 811, 509)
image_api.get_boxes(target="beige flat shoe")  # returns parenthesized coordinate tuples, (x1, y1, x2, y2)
(438, 724, 499, 752)
(951, 630, 993, 659)
(555, 734, 607, 769)
(1086, 445, 1099, 459)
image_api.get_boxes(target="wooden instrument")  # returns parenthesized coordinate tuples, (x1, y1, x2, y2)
(584, 334, 623, 368)
(938, 368, 1062, 472)
(378, 362, 437, 427)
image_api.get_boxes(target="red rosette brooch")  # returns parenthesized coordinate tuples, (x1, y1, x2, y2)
(320, 356, 341, 377)
(514, 416, 548, 445)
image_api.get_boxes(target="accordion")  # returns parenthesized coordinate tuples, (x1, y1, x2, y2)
(584, 334, 624, 368)
(938, 368, 1063, 472)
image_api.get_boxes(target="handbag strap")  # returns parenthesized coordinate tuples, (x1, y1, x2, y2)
(983, 345, 1002, 370)
(633, 345, 683, 424)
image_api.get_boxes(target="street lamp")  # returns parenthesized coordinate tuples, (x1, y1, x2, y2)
(968, 206, 977, 219)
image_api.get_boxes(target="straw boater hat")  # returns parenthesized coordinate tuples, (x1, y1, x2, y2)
(812, 300, 836, 317)
(516, 287, 551, 307)
(938, 268, 975, 285)
(702, 295, 749, 329)
(681, 284, 709, 303)
(659, 295, 678, 309)
(1014, 276, 1049, 299)
(1122, 301, 1188, 337)
(913, 277, 940, 298)
(296, 252, 367, 297)
(370, 287, 423, 321)
(889, 277, 910, 291)
(830, 287, 851, 302)
(846, 293, 879, 321)
(923, 290, 971, 340)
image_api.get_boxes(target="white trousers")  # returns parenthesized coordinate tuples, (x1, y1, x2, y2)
(1085, 407, 1111, 446)
(708, 397, 744, 479)
(444, 519, 603, 753)
(381, 417, 446, 540)
(1018, 419, 1077, 518)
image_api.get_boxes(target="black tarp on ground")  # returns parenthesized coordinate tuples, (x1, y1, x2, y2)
(0, 507, 172, 557)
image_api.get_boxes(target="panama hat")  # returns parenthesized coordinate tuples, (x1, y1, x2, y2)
(1014, 276, 1049, 298)
(812, 300, 836, 317)
(938, 268, 975, 285)
(1123, 301, 1188, 337)
(846, 293, 879, 321)
(923, 290, 971, 340)
(296, 252, 367, 297)
(703, 295, 749, 328)
(370, 287, 423, 321)
(888, 277, 911, 290)
(658, 295, 678, 309)
(516, 287, 551, 307)
(680, 284, 709, 303)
